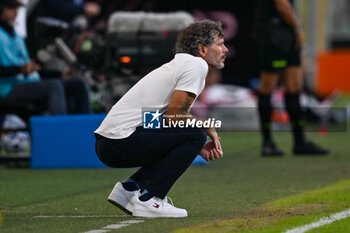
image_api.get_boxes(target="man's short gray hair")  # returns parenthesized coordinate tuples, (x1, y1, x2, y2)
(175, 20, 224, 56)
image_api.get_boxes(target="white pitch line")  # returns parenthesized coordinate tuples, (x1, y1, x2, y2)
(34, 215, 130, 218)
(82, 220, 144, 233)
(83, 230, 108, 233)
(283, 208, 350, 233)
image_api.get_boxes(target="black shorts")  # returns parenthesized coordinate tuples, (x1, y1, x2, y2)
(254, 25, 301, 72)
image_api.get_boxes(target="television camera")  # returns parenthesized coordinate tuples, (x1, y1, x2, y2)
(34, 11, 194, 112)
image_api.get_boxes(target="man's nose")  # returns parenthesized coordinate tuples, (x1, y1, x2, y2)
(223, 45, 228, 54)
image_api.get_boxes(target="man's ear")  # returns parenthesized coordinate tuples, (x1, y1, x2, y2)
(198, 44, 208, 58)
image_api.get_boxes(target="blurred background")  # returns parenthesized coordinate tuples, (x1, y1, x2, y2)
(1, 0, 350, 165)
(21, 0, 350, 105)
(2, 2, 350, 232)
(11, 0, 350, 106)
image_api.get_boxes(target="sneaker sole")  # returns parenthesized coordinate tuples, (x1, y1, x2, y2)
(132, 209, 187, 218)
(108, 198, 132, 215)
(108, 184, 134, 215)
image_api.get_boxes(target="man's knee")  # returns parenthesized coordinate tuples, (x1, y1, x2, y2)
(187, 127, 207, 148)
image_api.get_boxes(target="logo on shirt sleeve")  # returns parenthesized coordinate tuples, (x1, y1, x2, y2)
(143, 110, 162, 129)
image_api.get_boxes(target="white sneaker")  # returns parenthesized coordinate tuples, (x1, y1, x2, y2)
(132, 195, 188, 218)
(108, 182, 138, 215)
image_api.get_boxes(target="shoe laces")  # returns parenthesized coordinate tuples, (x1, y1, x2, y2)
(154, 196, 174, 206)
(164, 196, 174, 206)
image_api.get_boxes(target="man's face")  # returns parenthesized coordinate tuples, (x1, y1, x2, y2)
(201, 36, 228, 69)
(1, 6, 19, 26)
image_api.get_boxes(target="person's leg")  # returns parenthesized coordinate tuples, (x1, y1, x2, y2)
(283, 66, 329, 155)
(283, 66, 305, 145)
(131, 129, 206, 199)
(257, 72, 279, 143)
(257, 72, 284, 156)
(130, 127, 206, 218)
(6, 80, 67, 115)
(62, 78, 92, 114)
(95, 127, 207, 198)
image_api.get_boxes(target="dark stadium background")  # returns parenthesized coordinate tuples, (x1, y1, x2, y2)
(94, 0, 259, 87)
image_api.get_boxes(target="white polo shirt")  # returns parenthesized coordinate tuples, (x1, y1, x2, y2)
(94, 53, 208, 139)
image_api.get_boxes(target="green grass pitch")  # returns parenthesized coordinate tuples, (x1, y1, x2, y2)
(1, 115, 350, 232)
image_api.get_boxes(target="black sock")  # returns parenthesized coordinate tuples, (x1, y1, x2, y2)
(139, 191, 154, 202)
(121, 182, 139, 192)
(257, 91, 273, 144)
(285, 92, 305, 145)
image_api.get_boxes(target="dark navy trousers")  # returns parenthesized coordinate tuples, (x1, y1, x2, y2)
(95, 126, 207, 199)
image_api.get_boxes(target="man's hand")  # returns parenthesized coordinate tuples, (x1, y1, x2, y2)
(167, 90, 224, 161)
(207, 127, 222, 151)
(20, 61, 41, 76)
(199, 139, 223, 161)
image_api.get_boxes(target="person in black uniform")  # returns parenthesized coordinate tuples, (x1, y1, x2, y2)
(253, 0, 329, 156)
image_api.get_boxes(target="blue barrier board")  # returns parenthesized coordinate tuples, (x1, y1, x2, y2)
(30, 114, 207, 169)
(30, 114, 107, 169)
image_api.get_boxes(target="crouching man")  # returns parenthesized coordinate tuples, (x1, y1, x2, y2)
(94, 20, 227, 218)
